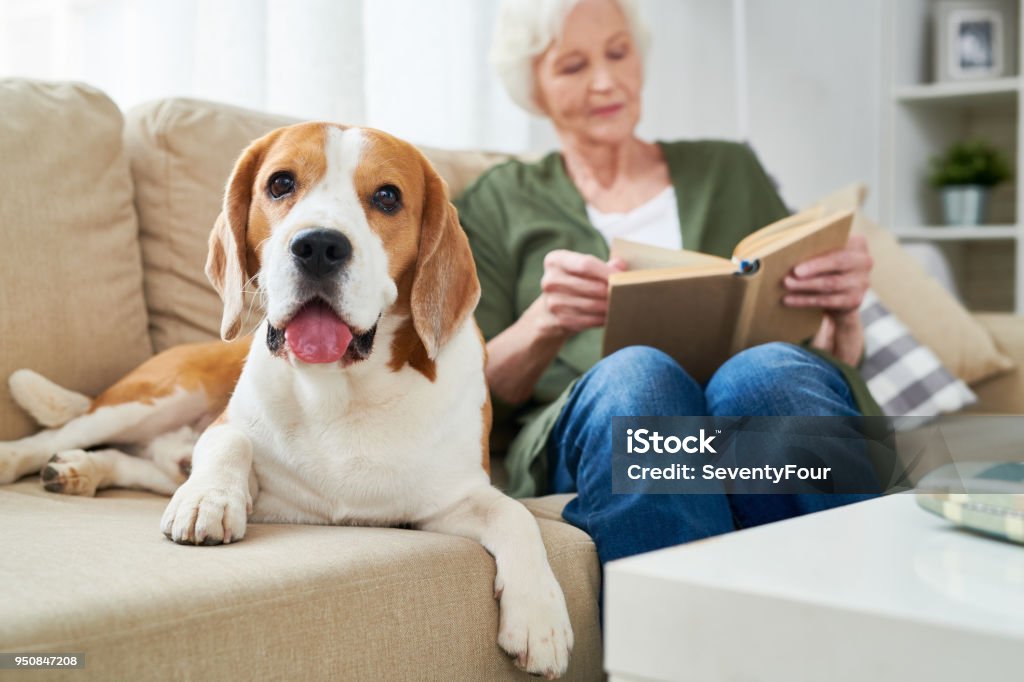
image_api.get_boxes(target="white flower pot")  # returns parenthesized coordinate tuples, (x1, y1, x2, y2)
(940, 185, 990, 225)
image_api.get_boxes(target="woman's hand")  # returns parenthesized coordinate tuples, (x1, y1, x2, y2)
(533, 250, 628, 339)
(485, 250, 626, 406)
(783, 235, 873, 365)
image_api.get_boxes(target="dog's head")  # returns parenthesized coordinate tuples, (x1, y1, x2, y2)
(206, 123, 480, 374)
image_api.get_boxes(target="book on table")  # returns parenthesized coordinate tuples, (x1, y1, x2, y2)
(602, 207, 854, 383)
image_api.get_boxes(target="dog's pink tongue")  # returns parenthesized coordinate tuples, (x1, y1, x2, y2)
(284, 301, 353, 364)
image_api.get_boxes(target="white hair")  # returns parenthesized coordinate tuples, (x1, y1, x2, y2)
(490, 0, 650, 117)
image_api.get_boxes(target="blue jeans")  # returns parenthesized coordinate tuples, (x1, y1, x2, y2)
(548, 344, 878, 566)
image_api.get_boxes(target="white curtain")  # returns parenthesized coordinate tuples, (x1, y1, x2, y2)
(0, 0, 537, 151)
(0, 0, 366, 123)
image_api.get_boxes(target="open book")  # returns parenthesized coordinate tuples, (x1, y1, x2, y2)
(602, 207, 854, 383)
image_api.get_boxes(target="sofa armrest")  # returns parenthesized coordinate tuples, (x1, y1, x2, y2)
(965, 313, 1024, 414)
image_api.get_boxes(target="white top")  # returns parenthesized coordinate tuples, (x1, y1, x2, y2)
(586, 186, 682, 250)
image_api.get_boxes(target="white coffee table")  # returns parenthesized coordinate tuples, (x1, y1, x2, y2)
(605, 493, 1024, 681)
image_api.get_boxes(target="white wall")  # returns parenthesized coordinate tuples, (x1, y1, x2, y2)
(363, 0, 532, 151)
(745, 0, 883, 218)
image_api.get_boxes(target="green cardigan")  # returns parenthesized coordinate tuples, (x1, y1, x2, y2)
(454, 140, 880, 498)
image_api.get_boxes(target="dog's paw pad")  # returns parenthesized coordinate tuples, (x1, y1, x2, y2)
(40, 450, 98, 496)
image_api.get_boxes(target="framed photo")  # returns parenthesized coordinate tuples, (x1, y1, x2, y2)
(949, 9, 1004, 78)
(934, 1, 1018, 82)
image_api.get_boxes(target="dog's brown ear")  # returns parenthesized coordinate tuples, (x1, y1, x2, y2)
(205, 136, 266, 341)
(410, 164, 481, 360)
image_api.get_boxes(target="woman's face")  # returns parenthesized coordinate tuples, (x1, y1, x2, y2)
(533, 0, 643, 145)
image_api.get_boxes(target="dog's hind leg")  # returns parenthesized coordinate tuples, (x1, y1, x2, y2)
(136, 426, 200, 484)
(0, 390, 207, 485)
(0, 339, 248, 486)
(8, 370, 92, 428)
(42, 448, 181, 497)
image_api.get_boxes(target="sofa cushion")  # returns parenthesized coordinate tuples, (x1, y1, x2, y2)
(125, 98, 511, 352)
(859, 290, 976, 418)
(967, 313, 1024, 413)
(0, 80, 152, 440)
(0, 481, 600, 681)
(856, 214, 1014, 386)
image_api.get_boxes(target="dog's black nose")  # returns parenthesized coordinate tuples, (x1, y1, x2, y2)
(290, 229, 352, 278)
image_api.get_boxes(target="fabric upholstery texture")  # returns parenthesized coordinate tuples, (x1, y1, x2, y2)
(0, 79, 152, 440)
(968, 314, 1024, 414)
(860, 290, 976, 418)
(0, 481, 601, 681)
(855, 213, 1014, 386)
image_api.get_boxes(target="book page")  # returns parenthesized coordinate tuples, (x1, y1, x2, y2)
(611, 238, 730, 271)
(732, 205, 826, 257)
(609, 263, 736, 286)
(735, 209, 852, 261)
(603, 272, 749, 384)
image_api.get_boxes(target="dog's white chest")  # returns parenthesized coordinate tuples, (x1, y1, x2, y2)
(251, 415, 425, 524)
(234, 322, 487, 526)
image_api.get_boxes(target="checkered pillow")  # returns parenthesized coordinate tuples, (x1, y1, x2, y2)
(859, 290, 976, 419)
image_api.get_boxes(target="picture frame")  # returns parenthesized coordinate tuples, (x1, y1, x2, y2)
(949, 9, 1004, 78)
(934, 1, 1018, 82)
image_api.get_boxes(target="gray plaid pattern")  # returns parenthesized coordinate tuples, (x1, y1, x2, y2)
(859, 291, 976, 418)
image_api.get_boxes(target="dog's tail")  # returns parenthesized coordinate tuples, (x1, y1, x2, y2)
(8, 369, 93, 428)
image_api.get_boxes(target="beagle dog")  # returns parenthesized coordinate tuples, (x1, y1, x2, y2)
(0, 123, 573, 678)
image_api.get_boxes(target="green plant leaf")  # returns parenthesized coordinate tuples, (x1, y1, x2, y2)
(929, 139, 1013, 187)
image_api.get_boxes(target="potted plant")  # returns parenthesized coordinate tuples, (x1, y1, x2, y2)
(929, 139, 1012, 225)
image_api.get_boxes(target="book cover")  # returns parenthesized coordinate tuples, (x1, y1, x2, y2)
(603, 209, 854, 383)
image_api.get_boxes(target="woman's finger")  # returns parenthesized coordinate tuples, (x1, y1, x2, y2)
(792, 248, 870, 279)
(546, 293, 609, 317)
(608, 256, 628, 271)
(546, 250, 621, 281)
(847, 233, 870, 253)
(783, 272, 863, 294)
(783, 292, 863, 311)
(541, 270, 610, 299)
(561, 312, 607, 332)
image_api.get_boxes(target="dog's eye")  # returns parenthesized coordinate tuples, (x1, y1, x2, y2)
(371, 185, 401, 213)
(268, 172, 296, 199)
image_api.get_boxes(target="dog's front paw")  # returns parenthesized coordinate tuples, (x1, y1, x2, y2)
(497, 570, 574, 679)
(160, 479, 250, 545)
(41, 450, 99, 496)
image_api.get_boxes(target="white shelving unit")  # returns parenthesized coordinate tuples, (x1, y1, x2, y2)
(882, 0, 1023, 313)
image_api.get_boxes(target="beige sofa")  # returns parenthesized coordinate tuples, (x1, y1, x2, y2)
(1, 79, 1022, 681)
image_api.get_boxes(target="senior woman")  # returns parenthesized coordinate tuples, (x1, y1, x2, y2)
(454, 0, 879, 566)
